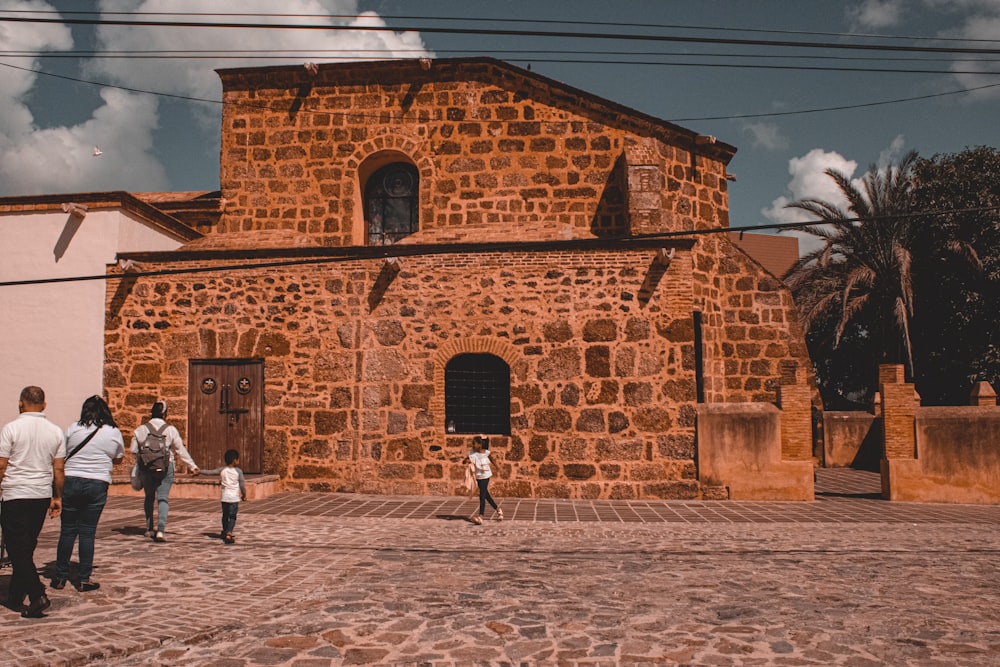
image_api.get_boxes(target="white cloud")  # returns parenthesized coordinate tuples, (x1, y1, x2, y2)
(763, 148, 858, 224)
(87, 0, 432, 108)
(942, 12, 1000, 100)
(742, 122, 789, 151)
(908, 0, 1000, 99)
(0, 0, 431, 196)
(0, 0, 163, 195)
(0, 0, 72, 142)
(0, 88, 168, 195)
(763, 148, 860, 256)
(847, 0, 905, 29)
(877, 134, 907, 167)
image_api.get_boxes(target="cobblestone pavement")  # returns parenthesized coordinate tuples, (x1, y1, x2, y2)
(2, 470, 1000, 666)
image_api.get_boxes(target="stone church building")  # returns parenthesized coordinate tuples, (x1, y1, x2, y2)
(103, 57, 814, 499)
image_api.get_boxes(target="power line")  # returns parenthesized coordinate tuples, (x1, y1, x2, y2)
(5, 47, 1000, 65)
(4, 49, 1000, 76)
(667, 81, 1000, 121)
(4, 14, 1000, 56)
(6, 9, 1000, 47)
(3, 204, 998, 289)
(1, 59, 997, 124)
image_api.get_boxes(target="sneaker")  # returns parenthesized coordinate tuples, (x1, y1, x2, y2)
(495, 509, 504, 521)
(144, 530, 154, 539)
(471, 515, 483, 525)
(154, 531, 166, 542)
(21, 593, 51, 618)
(74, 581, 100, 592)
(223, 533, 235, 544)
(50, 578, 67, 590)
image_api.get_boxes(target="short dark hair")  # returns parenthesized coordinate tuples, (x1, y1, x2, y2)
(151, 401, 167, 419)
(19, 386, 45, 406)
(224, 449, 240, 465)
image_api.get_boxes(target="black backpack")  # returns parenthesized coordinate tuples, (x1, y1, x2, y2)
(137, 422, 170, 476)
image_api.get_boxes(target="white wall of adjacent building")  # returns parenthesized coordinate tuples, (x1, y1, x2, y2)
(0, 207, 185, 430)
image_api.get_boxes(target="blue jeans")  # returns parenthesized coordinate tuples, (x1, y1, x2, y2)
(141, 463, 174, 533)
(221, 502, 239, 535)
(56, 477, 109, 582)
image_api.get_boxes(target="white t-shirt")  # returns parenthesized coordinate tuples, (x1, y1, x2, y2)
(203, 465, 246, 503)
(220, 466, 245, 503)
(0, 412, 66, 500)
(469, 450, 492, 480)
(64, 422, 125, 484)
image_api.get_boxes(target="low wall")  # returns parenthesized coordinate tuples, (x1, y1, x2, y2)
(696, 403, 814, 501)
(109, 474, 282, 500)
(822, 411, 882, 470)
(884, 407, 1000, 504)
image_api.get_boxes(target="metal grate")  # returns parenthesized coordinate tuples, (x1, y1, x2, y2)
(445, 354, 510, 434)
(365, 162, 419, 246)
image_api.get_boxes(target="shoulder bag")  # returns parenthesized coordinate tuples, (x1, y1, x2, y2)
(65, 426, 100, 463)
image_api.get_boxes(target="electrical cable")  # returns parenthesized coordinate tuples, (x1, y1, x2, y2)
(1, 204, 997, 288)
(5, 8, 1000, 47)
(4, 47, 1000, 65)
(1, 59, 997, 124)
(3, 14, 1000, 56)
(4, 49, 1000, 76)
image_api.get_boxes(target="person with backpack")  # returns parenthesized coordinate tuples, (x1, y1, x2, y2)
(467, 435, 502, 525)
(130, 401, 199, 542)
(52, 395, 124, 592)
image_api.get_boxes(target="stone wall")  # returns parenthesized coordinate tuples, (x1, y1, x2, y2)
(878, 365, 1000, 503)
(693, 234, 814, 405)
(103, 58, 817, 499)
(215, 58, 733, 245)
(106, 242, 712, 499)
(696, 402, 815, 501)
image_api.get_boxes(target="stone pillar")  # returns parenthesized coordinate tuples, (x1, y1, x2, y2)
(776, 366, 812, 461)
(878, 364, 918, 499)
(970, 381, 998, 407)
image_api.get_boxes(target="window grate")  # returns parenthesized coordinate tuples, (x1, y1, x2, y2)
(445, 354, 510, 435)
(365, 162, 419, 246)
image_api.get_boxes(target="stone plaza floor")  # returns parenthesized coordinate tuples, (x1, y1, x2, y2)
(1, 469, 999, 666)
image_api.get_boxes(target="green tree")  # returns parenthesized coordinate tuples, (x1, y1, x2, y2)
(910, 146, 1000, 404)
(783, 151, 920, 407)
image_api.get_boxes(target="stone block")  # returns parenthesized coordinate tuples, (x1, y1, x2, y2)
(537, 348, 581, 380)
(583, 318, 616, 342)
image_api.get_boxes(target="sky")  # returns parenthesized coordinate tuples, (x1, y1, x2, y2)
(1, 0, 999, 254)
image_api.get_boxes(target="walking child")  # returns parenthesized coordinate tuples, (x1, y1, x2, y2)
(468, 435, 502, 524)
(202, 449, 246, 544)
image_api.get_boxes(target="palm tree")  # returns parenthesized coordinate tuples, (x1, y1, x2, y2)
(783, 151, 920, 399)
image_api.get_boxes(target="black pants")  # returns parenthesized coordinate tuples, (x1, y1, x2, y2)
(1, 498, 50, 604)
(477, 477, 498, 515)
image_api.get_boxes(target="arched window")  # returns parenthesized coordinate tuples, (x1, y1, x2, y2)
(364, 162, 419, 245)
(445, 353, 511, 435)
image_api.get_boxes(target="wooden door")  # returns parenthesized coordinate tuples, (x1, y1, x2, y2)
(188, 359, 264, 473)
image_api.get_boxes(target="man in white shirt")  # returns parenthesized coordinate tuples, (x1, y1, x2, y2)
(0, 386, 65, 617)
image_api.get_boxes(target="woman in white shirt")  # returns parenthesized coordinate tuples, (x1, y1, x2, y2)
(468, 435, 503, 524)
(52, 395, 124, 592)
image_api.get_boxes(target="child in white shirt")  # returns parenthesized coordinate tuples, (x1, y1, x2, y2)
(202, 449, 246, 544)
